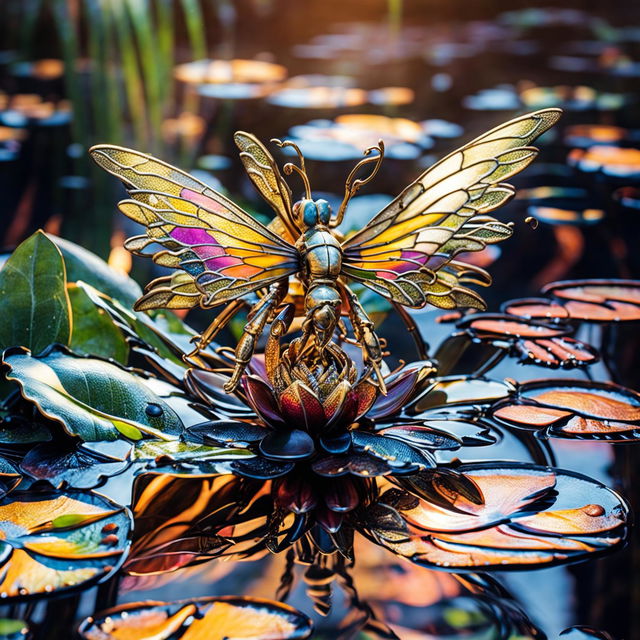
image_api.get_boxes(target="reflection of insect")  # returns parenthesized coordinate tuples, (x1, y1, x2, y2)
(91, 108, 561, 393)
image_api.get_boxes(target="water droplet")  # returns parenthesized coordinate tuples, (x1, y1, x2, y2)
(145, 403, 164, 417)
(525, 216, 539, 229)
(583, 504, 605, 516)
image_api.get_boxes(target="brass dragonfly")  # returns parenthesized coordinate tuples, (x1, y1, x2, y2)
(90, 108, 561, 392)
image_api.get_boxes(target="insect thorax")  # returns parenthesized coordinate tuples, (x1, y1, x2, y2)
(302, 228, 342, 281)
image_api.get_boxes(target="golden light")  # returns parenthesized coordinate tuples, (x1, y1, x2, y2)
(268, 86, 368, 109)
(569, 146, 640, 177)
(368, 86, 415, 106)
(108, 230, 132, 275)
(565, 124, 628, 145)
(161, 112, 206, 145)
(336, 114, 423, 142)
(0, 126, 25, 142)
(27, 59, 65, 80)
(174, 59, 287, 85)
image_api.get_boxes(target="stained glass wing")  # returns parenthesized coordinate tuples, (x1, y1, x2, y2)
(341, 109, 562, 309)
(90, 145, 298, 310)
(234, 131, 300, 242)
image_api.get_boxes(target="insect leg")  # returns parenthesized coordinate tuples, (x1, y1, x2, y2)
(341, 284, 387, 394)
(184, 297, 251, 368)
(224, 280, 288, 393)
(391, 301, 429, 361)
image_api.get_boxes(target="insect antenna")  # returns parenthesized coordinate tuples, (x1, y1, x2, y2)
(272, 138, 312, 200)
(333, 140, 385, 227)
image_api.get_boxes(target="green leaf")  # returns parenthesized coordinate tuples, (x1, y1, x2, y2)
(48, 234, 142, 307)
(50, 513, 104, 529)
(134, 439, 253, 462)
(0, 231, 71, 354)
(68, 283, 129, 363)
(4, 346, 183, 442)
(0, 618, 27, 637)
(113, 420, 142, 441)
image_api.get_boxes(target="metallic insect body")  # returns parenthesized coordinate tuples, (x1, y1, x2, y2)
(90, 108, 561, 392)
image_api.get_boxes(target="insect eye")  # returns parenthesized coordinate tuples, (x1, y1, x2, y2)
(302, 200, 317, 227)
(316, 199, 331, 224)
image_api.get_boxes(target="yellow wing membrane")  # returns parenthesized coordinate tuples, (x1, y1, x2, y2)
(341, 109, 562, 309)
(90, 145, 299, 311)
(233, 131, 300, 242)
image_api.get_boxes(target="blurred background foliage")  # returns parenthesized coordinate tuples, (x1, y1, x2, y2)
(1, 0, 640, 300)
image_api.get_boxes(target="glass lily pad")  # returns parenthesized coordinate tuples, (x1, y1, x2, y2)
(408, 377, 514, 414)
(527, 205, 604, 226)
(491, 379, 640, 440)
(267, 86, 368, 109)
(564, 124, 629, 148)
(20, 442, 129, 489)
(454, 314, 599, 368)
(366, 462, 628, 570)
(351, 432, 435, 472)
(568, 146, 640, 178)
(502, 297, 571, 320)
(78, 596, 313, 639)
(540, 280, 640, 322)
(0, 488, 130, 600)
(134, 438, 253, 475)
(373, 594, 541, 640)
(3, 346, 183, 442)
(174, 58, 287, 85)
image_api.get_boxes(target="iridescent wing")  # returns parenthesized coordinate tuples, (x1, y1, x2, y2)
(341, 109, 562, 309)
(233, 131, 300, 242)
(90, 145, 299, 310)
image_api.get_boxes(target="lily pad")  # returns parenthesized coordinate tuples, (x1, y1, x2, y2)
(505, 280, 640, 323)
(408, 377, 514, 414)
(0, 231, 70, 354)
(20, 442, 130, 489)
(366, 462, 628, 570)
(78, 596, 313, 640)
(450, 314, 599, 369)
(4, 346, 183, 442)
(0, 488, 130, 600)
(491, 379, 640, 440)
